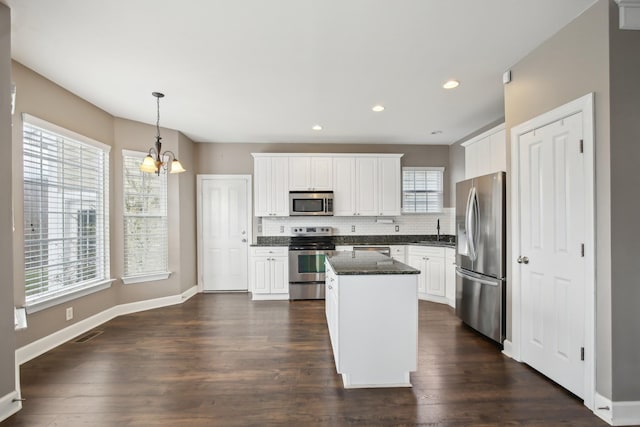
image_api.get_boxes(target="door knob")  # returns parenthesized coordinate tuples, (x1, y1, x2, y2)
(517, 256, 529, 264)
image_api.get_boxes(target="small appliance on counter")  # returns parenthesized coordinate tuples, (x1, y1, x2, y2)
(455, 171, 506, 344)
(288, 226, 335, 300)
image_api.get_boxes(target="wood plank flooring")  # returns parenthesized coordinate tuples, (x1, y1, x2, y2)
(3, 294, 606, 426)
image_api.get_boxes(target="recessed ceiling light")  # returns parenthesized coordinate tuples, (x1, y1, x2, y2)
(443, 80, 460, 89)
(372, 105, 385, 112)
(430, 130, 443, 135)
(312, 125, 323, 131)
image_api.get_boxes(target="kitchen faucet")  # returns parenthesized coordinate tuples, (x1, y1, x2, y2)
(436, 218, 440, 241)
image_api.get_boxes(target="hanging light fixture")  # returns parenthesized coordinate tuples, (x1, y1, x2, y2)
(140, 92, 186, 175)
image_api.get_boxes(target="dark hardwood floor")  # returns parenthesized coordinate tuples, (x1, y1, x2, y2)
(3, 294, 605, 426)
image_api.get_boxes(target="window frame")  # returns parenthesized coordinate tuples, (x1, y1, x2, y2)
(22, 114, 112, 313)
(121, 149, 171, 285)
(401, 166, 445, 214)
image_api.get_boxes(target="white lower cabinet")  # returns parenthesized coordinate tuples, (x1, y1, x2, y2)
(445, 248, 456, 308)
(390, 245, 406, 263)
(406, 246, 447, 304)
(250, 247, 289, 300)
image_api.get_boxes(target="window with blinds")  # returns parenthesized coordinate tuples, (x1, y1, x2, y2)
(402, 167, 444, 213)
(23, 115, 110, 306)
(122, 150, 168, 280)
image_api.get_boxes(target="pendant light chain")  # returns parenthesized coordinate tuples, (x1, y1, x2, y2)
(156, 93, 161, 140)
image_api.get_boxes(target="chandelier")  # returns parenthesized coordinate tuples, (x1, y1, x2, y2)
(140, 92, 186, 175)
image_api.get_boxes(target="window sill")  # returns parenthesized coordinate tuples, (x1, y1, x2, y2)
(122, 272, 171, 285)
(25, 279, 115, 314)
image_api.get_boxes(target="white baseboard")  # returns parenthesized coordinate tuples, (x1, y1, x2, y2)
(251, 293, 289, 301)
(0, 390, 21, 423)
(418, 293, 448, 305)
(595, 392, 640, 426)
(502, 339, 514, 359)
(16, 285, 198, 366)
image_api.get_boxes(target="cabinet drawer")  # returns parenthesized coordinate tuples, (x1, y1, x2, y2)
(408, 246, 445, 258)
(250, 246, 288, 257)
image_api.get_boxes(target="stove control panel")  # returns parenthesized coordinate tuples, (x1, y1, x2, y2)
(291, 226, 332, 236)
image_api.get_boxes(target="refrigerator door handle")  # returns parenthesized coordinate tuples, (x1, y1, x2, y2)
(455, 267, 501, 287)
(466, 187, 478, 261)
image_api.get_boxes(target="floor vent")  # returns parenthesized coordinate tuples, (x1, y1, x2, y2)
(73, 331, 103, 343)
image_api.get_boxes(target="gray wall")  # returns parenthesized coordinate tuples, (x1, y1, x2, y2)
(505, 0, 616, 398)
(11, 63, 198, 348)
(195, 143, 454, 207)
(608, 0, 640, 401)
(0, 1, 16, 402)
(178, 132, 197, 293)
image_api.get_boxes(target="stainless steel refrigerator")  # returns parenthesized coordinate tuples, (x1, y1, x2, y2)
(455, 171, 506, 343)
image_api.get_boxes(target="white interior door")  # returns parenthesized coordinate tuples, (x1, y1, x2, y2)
(518, 112, 585, 397)
(200, 176, 250, 291)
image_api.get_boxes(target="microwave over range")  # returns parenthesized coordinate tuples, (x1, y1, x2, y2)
(289, 191, 334, 216)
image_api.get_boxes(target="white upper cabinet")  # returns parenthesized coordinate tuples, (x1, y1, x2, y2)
(377, 157, 401, 216)
(288, 156, 333, 191)
(354, 157, 378, 216)
(333, 157, 357, 216)
(463, 124, 506, 179)
(332, 154, 401, 217)
(255, 153, 401, 217)
(253, 155, 289, 217)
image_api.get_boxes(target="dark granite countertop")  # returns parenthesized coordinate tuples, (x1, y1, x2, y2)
(253, 234, 455, 248)
(327, 251, 420, 275)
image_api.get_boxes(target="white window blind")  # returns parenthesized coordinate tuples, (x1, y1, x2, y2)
(122, 150, 168, 279)
(23, 115, 110, 306)
(402, 167, 444, 213)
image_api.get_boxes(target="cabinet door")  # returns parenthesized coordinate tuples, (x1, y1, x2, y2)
(445, 249, 456, 308)
(355, 157, 378, 216)
(251, 257, 270, 293)
(254, 157, 272, 216)
(270, 257, 288, 293)
(288, 157, 311, 191)
(271, 157, 289, 216)
(406, 254, 426, 294)
(377, 157, 401, 216)
(426, 256, 446, 297)
(310, 157, 333, 190)
(490, 129, 507, 173)
(465, 141, 479, 179)
(333, 157, 356, 216)
(390, 245, 406, 263)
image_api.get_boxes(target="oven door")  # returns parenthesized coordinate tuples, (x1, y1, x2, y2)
(288, 249, 332, 283)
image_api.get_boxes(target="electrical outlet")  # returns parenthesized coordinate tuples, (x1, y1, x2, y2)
(65, 307, 73, 321)
(351, 225, 356, 232)
(280, 225, 284, 233)
(395, 225, 399, 232)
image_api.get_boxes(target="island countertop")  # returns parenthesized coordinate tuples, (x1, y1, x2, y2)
(327, 251, 420, 275)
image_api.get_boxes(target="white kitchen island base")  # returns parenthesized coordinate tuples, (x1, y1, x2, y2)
(325, 252, 419, 389)
(342, 372, 412, 389)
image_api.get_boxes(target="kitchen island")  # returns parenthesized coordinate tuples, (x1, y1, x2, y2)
(325, 251, 420, 388)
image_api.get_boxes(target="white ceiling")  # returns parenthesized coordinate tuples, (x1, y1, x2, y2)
(7, 0, 597, 145)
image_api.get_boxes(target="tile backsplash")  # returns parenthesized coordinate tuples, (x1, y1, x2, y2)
(260, 208, 455, 236)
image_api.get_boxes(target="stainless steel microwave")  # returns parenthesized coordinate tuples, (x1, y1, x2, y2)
(289, 191, 334, 216)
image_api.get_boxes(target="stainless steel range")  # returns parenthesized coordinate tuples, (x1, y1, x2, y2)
(288, 226, 335, 300)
